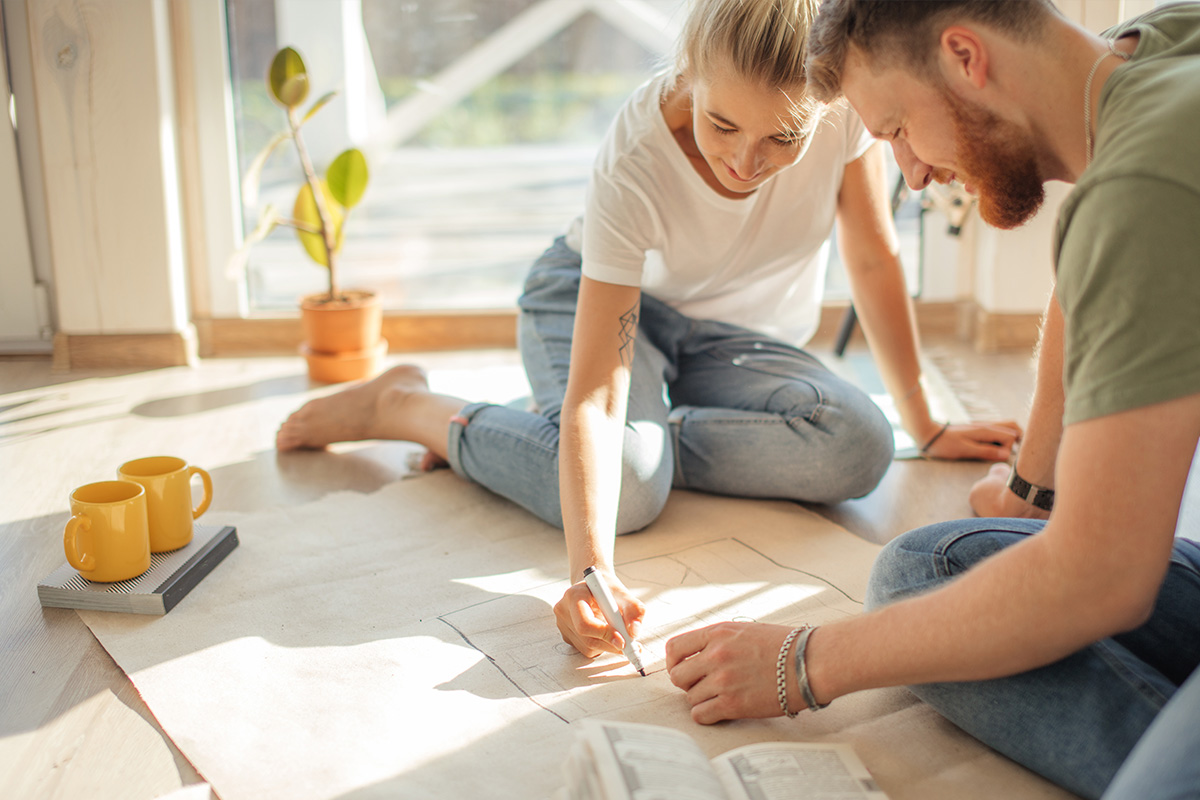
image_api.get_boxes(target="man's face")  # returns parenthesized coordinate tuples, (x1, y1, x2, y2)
(840, 47, 1045, 230)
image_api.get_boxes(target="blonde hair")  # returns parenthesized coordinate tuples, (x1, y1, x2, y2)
(674, 0, 823, 133)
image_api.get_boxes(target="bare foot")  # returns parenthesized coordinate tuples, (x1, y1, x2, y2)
(277, 365, 438, 451)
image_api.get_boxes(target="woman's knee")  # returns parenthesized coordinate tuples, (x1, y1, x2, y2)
(803, 391, 894, 503)
(614, 475, 671, 534)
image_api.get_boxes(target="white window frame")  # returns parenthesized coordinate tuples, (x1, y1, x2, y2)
(176, 0, 247, 320)
(1, 1, 53, 351)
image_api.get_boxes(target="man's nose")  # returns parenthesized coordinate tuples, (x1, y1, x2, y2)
(891, 139, 935, 190)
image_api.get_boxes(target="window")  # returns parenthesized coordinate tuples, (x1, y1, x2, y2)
(226, 0, 681, 312)
(222, 0, 922, 316)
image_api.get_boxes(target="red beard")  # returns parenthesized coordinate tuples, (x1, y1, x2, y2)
(944, 92, 1046, 230)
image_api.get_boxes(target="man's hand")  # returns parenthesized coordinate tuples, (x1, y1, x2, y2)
(922, 421, 1022, 461)
(970, 462, 1051, 519)
(554, 570, 645, 659)
(665, 622, 800, 724)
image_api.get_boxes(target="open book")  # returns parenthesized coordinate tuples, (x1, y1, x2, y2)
(564, 720, 888, 800)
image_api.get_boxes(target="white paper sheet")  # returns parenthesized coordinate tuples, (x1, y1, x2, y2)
(77, 472, 1076, 800)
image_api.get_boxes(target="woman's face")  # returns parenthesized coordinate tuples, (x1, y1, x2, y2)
(690, 70, 812, 194)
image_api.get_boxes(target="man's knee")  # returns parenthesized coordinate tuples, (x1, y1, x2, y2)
(866, 528, 939, 611)
(866, 520, 1044, 611)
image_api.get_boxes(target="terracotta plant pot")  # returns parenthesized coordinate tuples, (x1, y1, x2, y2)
(300, 338, 388, 384)
(298, 290, 385, 383)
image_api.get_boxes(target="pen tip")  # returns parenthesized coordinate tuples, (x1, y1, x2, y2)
(638, 668, 646, 677)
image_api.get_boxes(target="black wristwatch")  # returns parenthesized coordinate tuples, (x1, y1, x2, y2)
(1006, 465, 1054, 511)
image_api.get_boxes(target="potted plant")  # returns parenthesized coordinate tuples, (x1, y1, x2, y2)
(238, 46, 385, 383)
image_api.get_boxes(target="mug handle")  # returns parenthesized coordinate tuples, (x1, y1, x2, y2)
(189, 466, 213, 519)
(64, 514, 96, 572)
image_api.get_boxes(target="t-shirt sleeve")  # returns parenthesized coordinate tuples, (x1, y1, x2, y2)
(841, 102, 875, 164)
(578, 171, 656, 287)
(1055, 176, 1200, 425)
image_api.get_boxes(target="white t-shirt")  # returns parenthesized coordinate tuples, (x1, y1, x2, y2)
(567, 73, 873, 346)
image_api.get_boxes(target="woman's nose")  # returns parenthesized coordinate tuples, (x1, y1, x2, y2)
(731, 142, 764, 179)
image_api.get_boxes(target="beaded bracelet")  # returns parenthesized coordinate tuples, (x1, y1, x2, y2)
(776, 626, 805, 719)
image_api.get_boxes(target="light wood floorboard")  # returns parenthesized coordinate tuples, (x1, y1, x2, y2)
(0, 339, 1036, 798)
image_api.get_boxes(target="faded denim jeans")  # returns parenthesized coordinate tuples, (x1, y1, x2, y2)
(445, 237, 894, 532)
(866, 518, 1200, 800)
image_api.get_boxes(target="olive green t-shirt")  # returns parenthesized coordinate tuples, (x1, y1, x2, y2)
(1054, 4, 1200, 425)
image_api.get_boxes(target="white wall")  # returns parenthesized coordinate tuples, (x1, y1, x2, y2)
(0, 9, 46, 349)
(963, 0, 1153, 316)
(21, 0, 190, 337)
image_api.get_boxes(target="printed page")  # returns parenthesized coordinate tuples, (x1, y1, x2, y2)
(712, 742, 889, 800)
(569, 720, 730, 800)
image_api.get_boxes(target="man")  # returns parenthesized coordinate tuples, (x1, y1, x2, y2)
(664, 3, 1200, 798)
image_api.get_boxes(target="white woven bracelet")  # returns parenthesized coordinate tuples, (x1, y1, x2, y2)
(793, 625, 829, 711)
(776, 626, 806, 719)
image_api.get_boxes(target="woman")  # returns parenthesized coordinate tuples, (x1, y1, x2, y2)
(276, 0, 1019, 660)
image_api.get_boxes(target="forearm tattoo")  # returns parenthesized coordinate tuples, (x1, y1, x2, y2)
(618, 302, 639, 368)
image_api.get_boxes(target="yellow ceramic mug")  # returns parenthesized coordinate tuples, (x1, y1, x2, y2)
(64, 481, 152, 583)
(118, 456, 213, 552)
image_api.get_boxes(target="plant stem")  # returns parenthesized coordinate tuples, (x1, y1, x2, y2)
(288, 107, 340, 301)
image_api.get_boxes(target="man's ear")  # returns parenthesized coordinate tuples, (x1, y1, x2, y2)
(939, 25, 989, 90)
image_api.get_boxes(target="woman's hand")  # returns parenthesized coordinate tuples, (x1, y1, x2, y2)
(554, 570, 645, 659)
(921, 420, 1022, 462)
(969, 462, 1051, 519)
(665, 622, 798, 724)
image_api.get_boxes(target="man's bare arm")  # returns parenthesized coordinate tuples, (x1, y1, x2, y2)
(970, 292, 1065, 518)
(668, 392, 1200, 723)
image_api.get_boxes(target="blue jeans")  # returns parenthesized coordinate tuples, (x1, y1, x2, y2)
(1102, 661, 1200, 800)
(445, 237, 894, 531)
(866, 519, 1200, 800)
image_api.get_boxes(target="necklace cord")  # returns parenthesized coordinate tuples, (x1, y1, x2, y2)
(1085, 39, 1131, 166)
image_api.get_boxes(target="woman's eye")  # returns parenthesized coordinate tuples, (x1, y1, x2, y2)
(712, 123, 736, 135)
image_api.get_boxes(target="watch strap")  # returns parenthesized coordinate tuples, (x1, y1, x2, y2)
(1007, 465, 1054, 511)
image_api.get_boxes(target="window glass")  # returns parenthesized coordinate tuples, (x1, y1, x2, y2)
(224, 0, 920, 312)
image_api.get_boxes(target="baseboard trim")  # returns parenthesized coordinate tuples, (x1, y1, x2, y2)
(52, 303, 1038, 366)
(53, 328, 199, 369)
(195, 310, 519, 357)
(198, 302, 970, 357)
(810, 300, 962, 347)
(958, 304, 1042, 353)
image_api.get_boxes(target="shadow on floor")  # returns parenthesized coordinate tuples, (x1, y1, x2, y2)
(131, 375, 314, 418)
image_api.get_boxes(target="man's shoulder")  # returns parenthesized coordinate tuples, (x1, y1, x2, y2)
(1077, 25, 1200, 216)
(1109, 3, 1200, 48)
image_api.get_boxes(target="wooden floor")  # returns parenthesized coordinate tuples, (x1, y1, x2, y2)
(0, 336, 1036, 799)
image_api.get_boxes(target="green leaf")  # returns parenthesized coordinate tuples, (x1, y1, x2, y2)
(326, 149, 369, 209)
(302, 91, 338, 125)
(241, 131, 292, 207)
(293, 180, 344, 267)
(268, 47, 309, 109)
